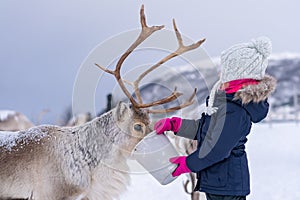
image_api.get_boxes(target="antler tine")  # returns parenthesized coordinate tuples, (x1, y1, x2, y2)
(95, 5, 164, 109)
(173, 19, 206, 54)
(140, 4, 147, 28)
(147, 88, 197, 114)
(173, 19, 184, 47)
(184, 179, 192, 194)
(136, 87, 183, 109)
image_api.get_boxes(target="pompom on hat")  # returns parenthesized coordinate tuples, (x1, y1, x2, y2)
(205, 36, 272, 115)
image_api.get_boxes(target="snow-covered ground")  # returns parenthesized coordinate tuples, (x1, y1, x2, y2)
(247, 122, 300, 200)
(121, 122, 300, 200)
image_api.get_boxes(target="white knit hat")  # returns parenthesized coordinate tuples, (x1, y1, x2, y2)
(205, 36, 272, 115)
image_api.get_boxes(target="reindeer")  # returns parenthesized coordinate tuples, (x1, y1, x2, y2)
(66, 113, 92, 127)
(0, 110, 34, 131)
(174, 136, 203, 200)
(0, 5, 205, 200)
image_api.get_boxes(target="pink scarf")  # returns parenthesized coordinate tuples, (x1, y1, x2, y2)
(223, 79, 259, 94)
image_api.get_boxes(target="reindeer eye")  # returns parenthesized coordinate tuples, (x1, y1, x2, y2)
(134, 124, 143, 132)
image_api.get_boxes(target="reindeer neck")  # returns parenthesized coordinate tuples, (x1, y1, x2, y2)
(73, 110, 129, 168)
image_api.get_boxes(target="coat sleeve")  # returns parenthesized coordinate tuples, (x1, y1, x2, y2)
(175, 118, 201, 140)
(186, 108, 247, 172)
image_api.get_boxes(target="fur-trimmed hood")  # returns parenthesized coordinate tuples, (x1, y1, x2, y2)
(234, 75, 277, 104)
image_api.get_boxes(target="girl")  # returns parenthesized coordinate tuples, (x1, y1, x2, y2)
(154, 37, 276, 200)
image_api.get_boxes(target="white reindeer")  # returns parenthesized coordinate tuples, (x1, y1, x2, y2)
(0, 110, 34, 131)
(0, 5, 204, 200)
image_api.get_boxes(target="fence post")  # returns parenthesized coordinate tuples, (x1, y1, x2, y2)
(268, 98, 273, 128)
(294, 85, 298, 125)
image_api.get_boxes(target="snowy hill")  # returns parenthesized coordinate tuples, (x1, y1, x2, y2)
(121, 122, 300, 200)
(267, 54, 300, 109)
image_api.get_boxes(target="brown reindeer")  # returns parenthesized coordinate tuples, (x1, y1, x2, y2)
(66, 113, 92, 127)
(0, 110, 34, 131)
(0, 5, 205, 200)
(166, 132, 201, 200)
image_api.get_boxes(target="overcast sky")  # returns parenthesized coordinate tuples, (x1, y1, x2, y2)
(1, 0, 300, 124)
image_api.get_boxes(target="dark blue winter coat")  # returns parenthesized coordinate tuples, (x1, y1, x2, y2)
(177, 91, 269, 196)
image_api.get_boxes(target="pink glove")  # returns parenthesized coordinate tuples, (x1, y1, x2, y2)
(169, 156, 191, 177)
(154, 117, 182, 134)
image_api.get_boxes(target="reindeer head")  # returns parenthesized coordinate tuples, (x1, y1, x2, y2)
(113, 102, 150, 142)
(96, 5, 205, 148)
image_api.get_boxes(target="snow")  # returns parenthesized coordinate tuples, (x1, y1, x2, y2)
(121, 122, 300, 200)
(0, 127, 47, 151)
(269, 52, 300, 61)
(0, 131, 20, 150)
(121, 170, 197, 200)
(0, 110, 16, 121)
(247, 122, 300, 200)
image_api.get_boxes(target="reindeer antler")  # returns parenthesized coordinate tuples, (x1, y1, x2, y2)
(95, 5, 205, 113)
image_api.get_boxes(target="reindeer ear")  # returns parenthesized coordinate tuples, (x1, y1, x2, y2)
(115, 102, 130, 121)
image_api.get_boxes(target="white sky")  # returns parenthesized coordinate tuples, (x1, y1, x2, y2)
(1, 0, 300, 123)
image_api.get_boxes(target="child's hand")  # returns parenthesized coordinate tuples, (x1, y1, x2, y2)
(154, 117, 182, 134)
(169, 156, 191, 177)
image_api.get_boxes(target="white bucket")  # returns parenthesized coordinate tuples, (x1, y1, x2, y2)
(131, 131, 179, 185)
